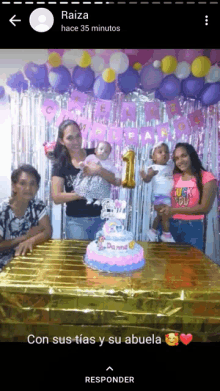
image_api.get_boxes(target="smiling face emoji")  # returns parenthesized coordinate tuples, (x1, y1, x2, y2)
(165, 333, 179, 346)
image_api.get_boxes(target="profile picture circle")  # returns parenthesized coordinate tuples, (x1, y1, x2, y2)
(29, 8, 54, 32)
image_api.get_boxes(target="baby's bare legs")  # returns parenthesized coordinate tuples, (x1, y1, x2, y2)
(152, 213, 161, 231)
(154, 205, 170, 233)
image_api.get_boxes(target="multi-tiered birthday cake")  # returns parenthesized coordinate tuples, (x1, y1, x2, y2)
(84, 200, 145, 273)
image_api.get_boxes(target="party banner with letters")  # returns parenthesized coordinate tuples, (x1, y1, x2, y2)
(156, 123, 171, 141)
(121, 102, 136, 122)
(78, 117, 90, 139)
(68, 91, 88, 112)
(90, 122, 107, 141)
(124, 127, 139, 146)
(166, 99, 182, 119)
(107, 127, 123, 145)
(188, 109, 204, 129)
(173, 116, 191, 139)
(56, 109, 74, 127)
(41, 99, 58, 123)
(144, 102, 160, 121)
(40, 94, 200, 146)
(94, 99, 111, 120)
(140, 127, 155, 145)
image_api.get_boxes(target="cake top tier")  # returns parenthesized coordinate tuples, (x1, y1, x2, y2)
(96, 218, 133, 241)
(103, 218, 124, 236)
(101, 199, 127, 220)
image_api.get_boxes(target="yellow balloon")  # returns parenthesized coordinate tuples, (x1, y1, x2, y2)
(161, 55, 177, 74)
(102, 68, 116, 83)
(79, 51, 91, 68)
(133, 62, 142, 71)
(191, 56, 211, 77)
(48, 52, 62, 67)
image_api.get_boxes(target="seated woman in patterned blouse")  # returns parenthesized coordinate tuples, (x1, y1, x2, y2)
(0, 164, 52, 271)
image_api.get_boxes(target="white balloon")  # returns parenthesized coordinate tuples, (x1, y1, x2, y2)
(74, 50, 88, 66)
(62, 50, 78, 68)
(109, 52, 129, 74)
(174, 61, 191, 79)
(153, 60, 161, 69)
(91, 55, 105, 73)
(3, 84, 12, 95)
(71, 49, 84, 58)
(31, 49, 49, 65)
(206, 65, 220, 83)
(95, 49, 105, 55)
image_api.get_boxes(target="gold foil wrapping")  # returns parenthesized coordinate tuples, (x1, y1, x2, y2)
(1, 240, 220, 342)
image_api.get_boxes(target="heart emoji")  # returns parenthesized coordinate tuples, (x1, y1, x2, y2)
(180, 334, 193, 345)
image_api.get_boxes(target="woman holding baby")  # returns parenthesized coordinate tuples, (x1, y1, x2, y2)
(51, 119, 120, 240)
(140, 142, 217, 252)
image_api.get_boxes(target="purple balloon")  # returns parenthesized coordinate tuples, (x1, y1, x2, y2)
(6, 71, 25, 88)
(140, 64, 163, 92)
(0, 86, 5, 99)
(93, 76, 115, 100)
(181, 75, 205, 99)
(118, 66, 140, 94)
(6, 71, 28, 93)
(15, 81, 28, 93)
(24, 62, 39, 80)
(158, 75, 181, 101)
(199, 82, 220, 106)
(25, 63, 49, 89)
(155, 88, 167, 101)
(49, 66, 71, 94)
(72, 66, 95, 92)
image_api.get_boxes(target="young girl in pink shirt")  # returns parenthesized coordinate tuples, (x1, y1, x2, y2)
(158, 143, 217, 252)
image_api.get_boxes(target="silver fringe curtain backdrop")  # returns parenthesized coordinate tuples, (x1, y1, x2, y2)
(10, 88, 220, 263)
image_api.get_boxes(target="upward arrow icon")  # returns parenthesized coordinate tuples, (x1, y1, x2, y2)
(106, 367, 113, 371)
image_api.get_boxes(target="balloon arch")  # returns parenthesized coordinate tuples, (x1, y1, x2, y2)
(1, 49, 220, 105)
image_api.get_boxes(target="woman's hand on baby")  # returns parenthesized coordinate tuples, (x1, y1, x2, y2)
(158, 205, 172, 217)
(70, 191, 85, 200)
(78, 161, 85, 169)
(83, 162, 101, 176)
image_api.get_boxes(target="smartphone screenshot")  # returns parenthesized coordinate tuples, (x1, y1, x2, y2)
(0, 1, 219, 382)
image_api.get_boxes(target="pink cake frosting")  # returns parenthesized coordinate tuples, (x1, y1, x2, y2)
(87, 246, 144, 266)
(84, 218, 145, 272)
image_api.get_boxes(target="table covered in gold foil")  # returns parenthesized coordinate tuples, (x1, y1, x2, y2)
(0, 240, 220, 342)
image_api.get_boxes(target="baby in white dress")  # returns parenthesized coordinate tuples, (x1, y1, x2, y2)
(140, 142, 175, 243)
(73, 141, 121, 205)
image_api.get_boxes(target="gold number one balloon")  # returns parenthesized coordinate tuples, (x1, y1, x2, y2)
(122, 149, 135, 188)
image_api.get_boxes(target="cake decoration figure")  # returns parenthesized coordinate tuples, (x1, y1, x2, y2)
(84, 199, 145, 273)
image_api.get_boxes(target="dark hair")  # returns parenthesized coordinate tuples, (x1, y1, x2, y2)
(173, 143, 206, 204)
(53, 120, 81, 167)
(11, 164, 41, 187)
